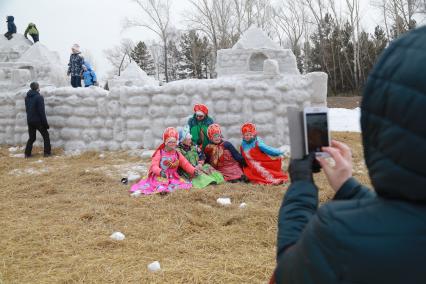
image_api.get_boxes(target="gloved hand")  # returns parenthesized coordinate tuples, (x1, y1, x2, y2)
(44, 124, 50, 130)
(289, 152, 320, 182)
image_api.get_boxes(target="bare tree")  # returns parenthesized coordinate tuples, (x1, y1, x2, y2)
(347, 0, 361, 89)
(125, 0, 171, 82)
(148, 41, 163, 81)
(303, 0, 332, 77)
(372, 0, 425, 38)
(104, 39, 135, 76)
(186, 0, 234, 52)
(272, 0, 308, 50)
(253, 0, 274, 32)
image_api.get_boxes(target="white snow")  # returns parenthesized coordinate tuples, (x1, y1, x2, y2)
(108, 61, 158, 88)
(141, 150, 155, 159)
(147, 261, 161, 272)
(120, 61, 148, 79)
(0, 34, 32, 61)
(90, 162, 148, 180)
(8, 146, 23, 152)
(9, 167, 49, 176)
(217, 198, 232, 206)
(20, 42, 62, 66)
(239, 202, 247, 209)
(130, 190, 142, 197)
(10, 153, 25, 158)
(110, 231, 125, 241)
(127, 173, 141, 182)
(329, 108, 361, 132)
(232, 26, 280, 50)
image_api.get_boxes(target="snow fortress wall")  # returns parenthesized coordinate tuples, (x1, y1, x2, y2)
(0, 72, 327, 151)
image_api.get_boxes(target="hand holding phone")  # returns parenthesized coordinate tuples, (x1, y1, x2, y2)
(317, 140, 353, 192)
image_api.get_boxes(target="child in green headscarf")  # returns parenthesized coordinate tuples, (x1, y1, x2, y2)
(177, 126, 224, 188)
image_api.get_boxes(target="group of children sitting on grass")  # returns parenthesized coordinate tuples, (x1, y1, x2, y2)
(130, 104, 289, 195)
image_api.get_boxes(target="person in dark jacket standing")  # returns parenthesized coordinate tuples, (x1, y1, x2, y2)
(24, 23, 39, 43)
(4, 16, 17, 40)
(273, 26, 426, 284)
(24, 82, 51, 158)
(67, 44, 84, 88)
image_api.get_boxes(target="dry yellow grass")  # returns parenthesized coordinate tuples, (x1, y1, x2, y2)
(0, 132, 370, 284)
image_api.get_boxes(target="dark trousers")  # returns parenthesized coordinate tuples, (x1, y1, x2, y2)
(25, 124, 51, 157)
(71, 75, 82, 88)
(30, 34, 39, 43)
(4, 32, 13, 40)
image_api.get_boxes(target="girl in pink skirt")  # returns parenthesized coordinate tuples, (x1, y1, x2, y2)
(130, 127, 196, 195)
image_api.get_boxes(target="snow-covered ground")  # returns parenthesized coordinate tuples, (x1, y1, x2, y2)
(329, 107, 361, 132)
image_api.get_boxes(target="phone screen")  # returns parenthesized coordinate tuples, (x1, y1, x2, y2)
(306, 112, 329, 153)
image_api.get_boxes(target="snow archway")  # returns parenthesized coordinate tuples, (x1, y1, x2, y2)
(249, 52, 268, 71)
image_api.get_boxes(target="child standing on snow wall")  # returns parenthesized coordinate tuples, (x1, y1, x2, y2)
(67, 44, 84, 88)
(177, 126, 225, 188)
(240, 123, 288, 185)
(130, 127, 198, 195)
(204, 124, 247, 183)
(4, 16, 16, 40)
(81, 62, 98, 87)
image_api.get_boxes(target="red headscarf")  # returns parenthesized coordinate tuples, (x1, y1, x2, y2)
(207, 123, 222, 140)
(163, 127, 179, 143)
(194, 104, 209, 115)
(241, 122, 257, 135)
(152, 127, 179, 157)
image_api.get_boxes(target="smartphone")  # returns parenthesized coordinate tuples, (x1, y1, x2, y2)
(303, 107, 330, 157)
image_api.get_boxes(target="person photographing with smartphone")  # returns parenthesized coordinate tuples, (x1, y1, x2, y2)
(272, 26, 426, 284)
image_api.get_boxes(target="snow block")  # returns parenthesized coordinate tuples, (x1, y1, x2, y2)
(67, 116, 90, 128)
(128, 95, 150, 106)
(60, 128, 81, 139)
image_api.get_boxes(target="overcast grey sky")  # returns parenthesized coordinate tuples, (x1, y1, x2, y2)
(0, 0, 404, 80)
(0, 0, 193, 79)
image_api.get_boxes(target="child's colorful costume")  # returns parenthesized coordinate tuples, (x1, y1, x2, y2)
(130, 127, 194, 195)
(177, 127, 224, 188)
(187, 104, 214, 151)
(240, 123, 288, 185)
(204, 124, 245, 182)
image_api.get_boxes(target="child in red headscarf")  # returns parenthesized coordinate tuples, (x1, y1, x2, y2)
(204, 124, 247, 183)
(240, 122, 288, 185)
(130, 127, 197, 195)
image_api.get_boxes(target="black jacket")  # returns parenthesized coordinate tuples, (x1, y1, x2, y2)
(25, 90, 49, 127)
(275, 26, 426, 283)
(67, 53, 84, 76)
